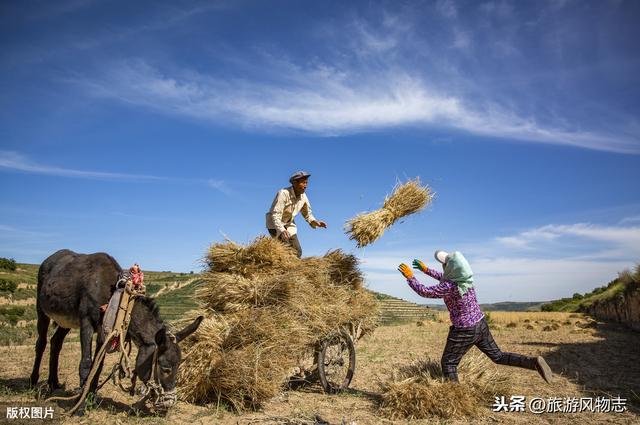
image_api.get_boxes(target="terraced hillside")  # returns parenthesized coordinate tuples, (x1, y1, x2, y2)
(154, 277, 204, 322)
(0, 263, 39, 345)
(0, 261, 203, 345)
(374, 292, 436, 324)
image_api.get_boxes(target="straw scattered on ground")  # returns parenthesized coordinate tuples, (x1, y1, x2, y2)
(378, 352, 511, 420)
(346, 178, 433, 248)
(177, 236, 378, 411)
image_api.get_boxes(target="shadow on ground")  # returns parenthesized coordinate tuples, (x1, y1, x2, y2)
(522, 321, 640, 414)
(288, 377, 381, 402)
(0, 377, 32, 394)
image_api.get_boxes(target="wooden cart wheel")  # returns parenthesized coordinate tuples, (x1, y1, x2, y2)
(317, 331, 355, 394)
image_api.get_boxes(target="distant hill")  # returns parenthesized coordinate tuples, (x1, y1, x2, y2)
(0, 260, 202, 345)
(541, 265, 640, 325)
(478, 301, 545, 311)
(419, 302, 544, 312)
(371, 290, 545, 312)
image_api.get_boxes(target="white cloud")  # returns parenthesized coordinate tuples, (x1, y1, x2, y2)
(0, 150, 230, 194)
(495, 223, 640, 256)
(74, 59, 640, 154)
(620, 215, 640, 225)
(470, 257, 630, 302)
(0, 224, 57, 239)
(0, 150, 165, 182)
(207, 179, 232, 195)
(361, 220, 640, 303)
(363, 257, 630, 304)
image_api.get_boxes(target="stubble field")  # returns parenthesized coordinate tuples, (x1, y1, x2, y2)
(1, 311, 639, 424)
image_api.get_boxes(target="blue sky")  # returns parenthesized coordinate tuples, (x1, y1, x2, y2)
(1, 0, 639, 304)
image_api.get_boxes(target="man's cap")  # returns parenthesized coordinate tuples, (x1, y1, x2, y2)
(289, 170, 311, 183)
(434, 250, 449, 264)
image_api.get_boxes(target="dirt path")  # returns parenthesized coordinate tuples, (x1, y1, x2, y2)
(153, 278, 199, 298)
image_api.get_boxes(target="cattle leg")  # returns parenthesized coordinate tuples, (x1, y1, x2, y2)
(78, 318, 94, 387)
(30, 307, 50, 387)
(47, 327, 70, 390)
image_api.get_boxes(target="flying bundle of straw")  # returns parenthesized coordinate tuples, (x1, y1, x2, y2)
(378, 352, 511, 419)
(346, 178, 433, 248)
(177, 236, 378, 410)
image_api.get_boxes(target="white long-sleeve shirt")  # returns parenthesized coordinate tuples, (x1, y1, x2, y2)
(265, 186, 317, 236)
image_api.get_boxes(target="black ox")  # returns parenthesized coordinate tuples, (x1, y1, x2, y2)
(29, 249, 202, 413)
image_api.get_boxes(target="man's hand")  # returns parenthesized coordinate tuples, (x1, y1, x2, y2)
(398, 263, 414, 279)
(312, 220, 327, 229)
(280, 230, 291, 240)
(412, 259, 428, 273)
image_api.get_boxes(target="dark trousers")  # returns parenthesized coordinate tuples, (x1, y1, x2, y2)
(267, 229, 302, 258)
(441, 317, 537, 382)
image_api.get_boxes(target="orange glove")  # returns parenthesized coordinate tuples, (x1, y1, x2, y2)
(398, 263, 414, 279)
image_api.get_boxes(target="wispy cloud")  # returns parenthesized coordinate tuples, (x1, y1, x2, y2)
(0, 150, 166, 182)
(620, 215, 640, 225)
(0, 224, 61, 261)
(207, 179, 232, 195)
(72, 59, 640, 153)
(0, 224, 58, 239)
(494, 222, 640, 257)
(0, 150, 230, 194)
(68, 8, 640, 154)
(70, 3, 222, 51)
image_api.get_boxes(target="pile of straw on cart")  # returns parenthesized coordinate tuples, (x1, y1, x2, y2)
(177, 236, 378, 410)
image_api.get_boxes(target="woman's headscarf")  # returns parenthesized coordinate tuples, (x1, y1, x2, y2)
(442, 251, 474, 297)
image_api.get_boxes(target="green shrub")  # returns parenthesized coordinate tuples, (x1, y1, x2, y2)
(0, 324, 37, 345)
(0, 306, 27, 325)
(12, 287, 36, 300)
(0, 278, 17, 293)
(0, 305, 35, 325)
(0, 258, 17, 271)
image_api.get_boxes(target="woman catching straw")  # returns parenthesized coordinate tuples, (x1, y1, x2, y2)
(398, 250, 553, 384)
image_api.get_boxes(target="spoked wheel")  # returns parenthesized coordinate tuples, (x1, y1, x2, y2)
(289, 346, 320, 389)
(317, 331, 355, 394)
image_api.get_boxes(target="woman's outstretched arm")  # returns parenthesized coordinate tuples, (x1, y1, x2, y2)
(407, 276, 453, 299)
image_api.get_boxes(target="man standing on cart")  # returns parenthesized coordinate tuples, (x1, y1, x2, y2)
(266, 170, 327, 258)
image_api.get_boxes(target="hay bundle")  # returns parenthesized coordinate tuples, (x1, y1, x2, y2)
(323, 250, 364, 290)
(196, 273, 294, 312)
(378, 352, 511, 419)
(205, 236, 298, 277)
(346, 178, 433, 248)
(176, 315, 230, 402)
(177, 236, 378, 410)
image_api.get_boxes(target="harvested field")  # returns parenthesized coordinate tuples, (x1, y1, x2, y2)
(1, 312, 638, 424)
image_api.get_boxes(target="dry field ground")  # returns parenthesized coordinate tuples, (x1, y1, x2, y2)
(1, 311, 638, 424)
